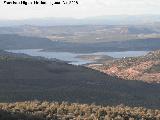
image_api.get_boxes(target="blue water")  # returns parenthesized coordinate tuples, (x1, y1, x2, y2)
(6, 49, 149, 65)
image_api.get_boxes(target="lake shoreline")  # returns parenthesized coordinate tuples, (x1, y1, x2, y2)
(6, 49, 150, 65)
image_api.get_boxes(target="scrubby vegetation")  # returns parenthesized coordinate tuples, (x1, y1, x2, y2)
(145, 64, 160, 73)
(0, 101, 160, 120)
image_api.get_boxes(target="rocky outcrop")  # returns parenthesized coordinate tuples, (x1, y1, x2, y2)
(88, 50, 160, 83)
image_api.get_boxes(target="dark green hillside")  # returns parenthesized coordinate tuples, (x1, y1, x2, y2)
(0, 52, 160, 108)
(146, 64, 160, 73)
(0, 34, 160, 52)
(0, 34, 54, 49)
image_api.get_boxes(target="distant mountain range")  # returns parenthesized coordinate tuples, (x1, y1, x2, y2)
(1, 15, 160, 26)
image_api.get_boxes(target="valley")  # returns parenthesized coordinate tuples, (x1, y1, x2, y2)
(6, 49, 149, 65)
(0, 50, 160, 109)
(0, 23, 160, 119)
(1, 24, 160, 53)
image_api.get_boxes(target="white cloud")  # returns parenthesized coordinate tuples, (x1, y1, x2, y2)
(0, 0, 160, 20)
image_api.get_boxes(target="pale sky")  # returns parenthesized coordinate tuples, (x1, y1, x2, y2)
(0, 0, 160, 20)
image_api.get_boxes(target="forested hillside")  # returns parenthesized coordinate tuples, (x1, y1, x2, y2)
(0, 51, 160, 108)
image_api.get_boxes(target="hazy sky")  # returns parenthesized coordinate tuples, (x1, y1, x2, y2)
(0, 0, 160, 20)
